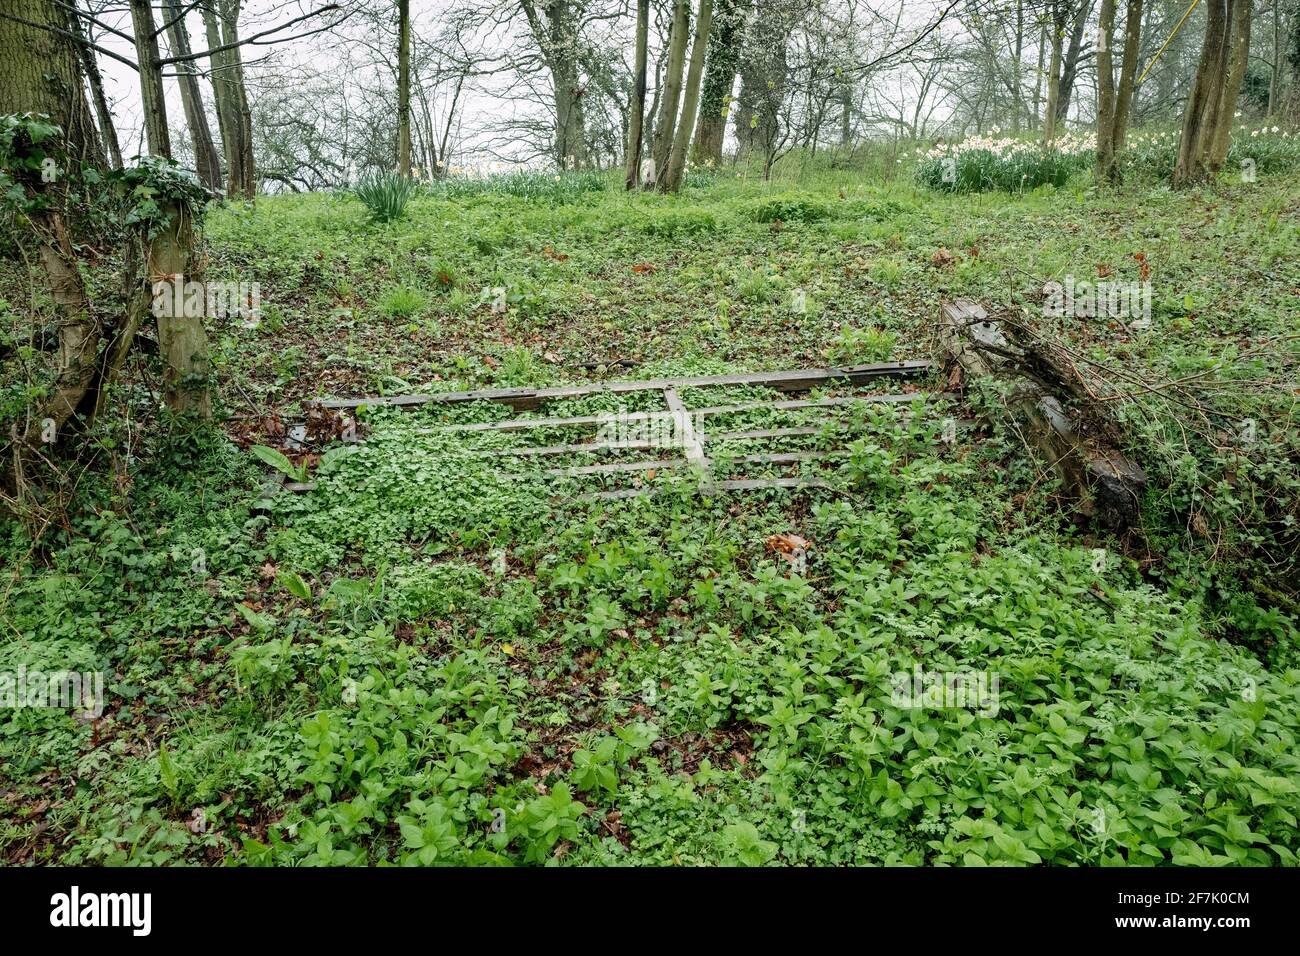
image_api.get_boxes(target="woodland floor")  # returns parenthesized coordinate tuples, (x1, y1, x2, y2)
(2, 165, 1299, 865)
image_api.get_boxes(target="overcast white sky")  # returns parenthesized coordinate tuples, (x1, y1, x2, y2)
(86, 0, 964, 171)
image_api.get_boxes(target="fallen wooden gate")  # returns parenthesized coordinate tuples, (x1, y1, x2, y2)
(288, 360, 938, 500)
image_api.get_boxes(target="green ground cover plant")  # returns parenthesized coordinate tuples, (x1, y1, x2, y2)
(3, 154, 1299, 866)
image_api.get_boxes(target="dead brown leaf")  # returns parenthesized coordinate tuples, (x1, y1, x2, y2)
(929, 247, 957, 269)
(765, 533, 811, 561)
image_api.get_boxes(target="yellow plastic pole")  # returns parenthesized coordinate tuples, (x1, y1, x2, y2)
(1137, 0, 1203, 86)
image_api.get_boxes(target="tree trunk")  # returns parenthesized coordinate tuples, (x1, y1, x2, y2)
(151, 206, 212, 419)
(70, 0, 122, 168)
(1267, 0, 1280, 115)
(1199, 0, 1238, 167)
(201, 3, 238, 194)
(691, 0, 743, 165)
(1096, 0, 1141, 182)
(1031, 19, 1046, 130)
(0, 1, 105, 453)
(0, 0, 105, 168)
(652, 0, 691, 178)
(1054, 0, 1092, 122)
(1042, 7, 1064, 143)
(1208, 0, 1253, 170)
(128, 0, 171, 157)
(662, 0, 713, 192)
(33, 211, 101, 439)
(397, 0, 412, 176)
(625, 0, 650, 188)
(163, 0, 222, 189)
(1286, 0, 1300, 121)
(1010, 0, 1025, 133)
(1173, 0, 1229, 187)
(1111, 0, 1142, 153)
(131, 0, 213, 418)
(219, 1, 256, 197)
(439, 70, 465, 174)
(1096, 0, 1117, 179)
(839, 80, 854, 146)
(520, 0, 589, 169)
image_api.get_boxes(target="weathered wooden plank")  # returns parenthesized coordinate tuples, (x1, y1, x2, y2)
(420, 391, 930, 435)
(318, 360, 934, 411)
(546, 458, 686, 476)
(576, 475, 834, 502)
(471, 425, 830, 459)
(712, 477, 833, 492)
(476, 438, 662, 457)
(727, 450, 839, 465)
(695, 392, 925, 416)
(703, 426, 824, 442)
(664, 387, 708, 470)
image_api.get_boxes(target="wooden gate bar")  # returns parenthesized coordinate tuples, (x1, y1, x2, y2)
(663, 387, 708, 470)
(319, 360, 934, 411)
(421, 391, 930, 435)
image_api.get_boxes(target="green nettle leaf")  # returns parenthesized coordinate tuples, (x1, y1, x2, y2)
(250, 444, 305, 480)
(277, 571, 312, 601)
(158, 743, 178, 794)
(235, 602, 275, 632)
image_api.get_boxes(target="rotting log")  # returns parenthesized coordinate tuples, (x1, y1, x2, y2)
(939, 300, 1146, 530)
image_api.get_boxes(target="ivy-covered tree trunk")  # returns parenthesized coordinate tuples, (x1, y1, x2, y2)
(0, 1, 105, 452)
(691, 0, 743, 166)
(732, 2, 788, 159)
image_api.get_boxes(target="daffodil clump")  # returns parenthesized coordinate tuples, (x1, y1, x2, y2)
(916, 124, 1299, 191)
(1123, 123, 1300, 179)
(914, 132, 1095, 193)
